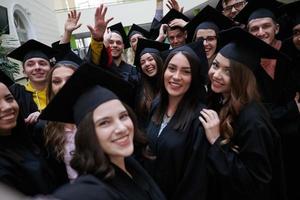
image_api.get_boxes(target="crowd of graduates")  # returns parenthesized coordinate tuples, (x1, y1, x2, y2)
(0, 0, 299, 199)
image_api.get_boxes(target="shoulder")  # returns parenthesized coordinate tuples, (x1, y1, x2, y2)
(53, 175, 120, 200)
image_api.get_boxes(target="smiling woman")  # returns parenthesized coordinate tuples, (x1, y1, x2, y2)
(40, 63, 166, 200)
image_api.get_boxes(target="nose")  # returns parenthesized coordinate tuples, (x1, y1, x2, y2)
(114, 119, 127, 134)
(172, 70, 181, 80)
(257, 27, 265, 36)
(203, 39, 209, 46)
(231, 6, 237, 13)
(212, 69, 222, 79)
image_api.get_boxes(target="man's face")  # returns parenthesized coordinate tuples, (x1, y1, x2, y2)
(293, 24, 300, 50)
(109, 32, 124, 58)
(23, 57, 51, 84)
(167, 27, 187, 48)
(248, 17, 279, 46)
(222, 0, 247, 19)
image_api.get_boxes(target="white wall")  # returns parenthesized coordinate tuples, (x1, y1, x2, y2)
(0, 0, 60, 47)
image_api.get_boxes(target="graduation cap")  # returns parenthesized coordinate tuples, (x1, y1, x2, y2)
(39, 63, 135, 125)
(160, 9, 190, 25)
(108, 22, 130, 49)
(0, 69, 14, 87)
(161, 40, 209, 85)
(218, 27, 286, 71)
(128, 24, 150, 41)
(134, 38, 170, 70)
(280, 0, 300, 28)
(7, 39, 58, 63)
(184, 5, 236, 43)
(234, 0, 283, 25)
(51, 41, 83, 68)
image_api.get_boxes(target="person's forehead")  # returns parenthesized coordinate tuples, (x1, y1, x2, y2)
(111, 32, 123, 42)
(130, 33, 144, 40)
(168, 28, 184, 36)
(24, 57, 49, 63)
(293, 24, 300, 31)
(248, 17, 274, 27)
(224, 0, 244, 6)
(197, 29, 216, 36)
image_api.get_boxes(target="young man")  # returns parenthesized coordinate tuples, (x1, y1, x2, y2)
(7, 40, 57, 124)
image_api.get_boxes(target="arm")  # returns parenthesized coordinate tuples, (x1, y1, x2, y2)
(87, 4, 113, 65)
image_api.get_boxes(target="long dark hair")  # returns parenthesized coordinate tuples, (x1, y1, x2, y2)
(70, 102, 150, 180)
(136, 53, 163, 120)
(211, 59, 260, 147)
(152, 51, 207, 132)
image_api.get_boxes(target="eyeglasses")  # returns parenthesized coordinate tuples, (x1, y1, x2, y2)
(196, 36, 217, 43)
(223, 0, 247, 14)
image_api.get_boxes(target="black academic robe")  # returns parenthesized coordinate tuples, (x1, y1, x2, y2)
(0, 135, 59, 196)
(9, 83, 38, 118)
(53, 157, 166, 200)
(206, 101, 287, 200)
(278, 39, 300, 200)
(144, 102, 210, 200)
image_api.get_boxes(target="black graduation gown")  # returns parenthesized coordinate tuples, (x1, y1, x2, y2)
(144, 103, 210, 200)
(9, 83, 38, 119)
(278, 39, 300, 200)
(0, 135, 59, 196)
(206, 101, 287, 200)
(53, 157, 166, 200)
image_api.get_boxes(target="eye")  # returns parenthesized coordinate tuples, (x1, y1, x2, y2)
(211, 61, 218, 69)
(167, 65, 176, 72)
(5, 95, 15, 102)
(120, 112, 129, 120)
(52, 79, 61, 85)
(98, 119, 110, 127)
(182, 69, 191, 74)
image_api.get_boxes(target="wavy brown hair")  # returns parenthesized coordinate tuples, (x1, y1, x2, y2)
(44, 63, 77, 160)
(70, 102, 150, 180)
(218, 59, 260, 148)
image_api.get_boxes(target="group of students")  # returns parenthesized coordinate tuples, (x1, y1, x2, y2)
(0, 0, 299, 199)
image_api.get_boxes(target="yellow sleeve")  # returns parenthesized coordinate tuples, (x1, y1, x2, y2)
(90, 37, 104, 65)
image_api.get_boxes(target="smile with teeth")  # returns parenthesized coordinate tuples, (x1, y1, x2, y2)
(169, 81, 181, 89)
(212, 79, 223, 88)
(0, 112, 16, 121)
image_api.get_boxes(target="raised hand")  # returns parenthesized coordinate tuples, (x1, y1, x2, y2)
(166, 0, 184, 13)
(87, 4, 114, 41)
(199, 108, 220, 144)
(65, 10, 82, 34)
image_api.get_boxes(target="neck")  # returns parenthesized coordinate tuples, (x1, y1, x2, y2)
(167, 96, 182, 117)
(110, 156, 131, 177)
(29, 81, 46, 91)
(113, 56, 122, 66)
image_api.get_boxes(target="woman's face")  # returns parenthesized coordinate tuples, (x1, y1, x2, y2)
(196, 29, 217, 59)
(93, 99, 134, 163)
(208, 53, 231, 96)
(51, 66, 75, 95)
(293, 24, 300, 50)
(130, 33, 144, 52)
(164, 52, 192, 100)
(0, 83, 19, 135)
(140, 53, 158, 77)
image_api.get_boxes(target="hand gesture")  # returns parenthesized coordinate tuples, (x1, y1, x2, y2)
(87, 4, 114, 41)
(64, 10, 82, 34)
(25, 111, 40, 125)
(166, 0, 184, 13)
(103, 28, 112, 47)
(199, 109, 220, 144)
(156, 24, 168, 42)
(169, 18, 188, 28)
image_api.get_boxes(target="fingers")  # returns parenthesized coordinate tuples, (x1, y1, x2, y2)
(87, 25, 94, 34)
(106, 17, 114, 26)
(25, 112, 40, 124)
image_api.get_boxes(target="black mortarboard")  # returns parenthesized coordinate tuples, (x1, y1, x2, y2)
(52, 41, 83, 68)
(160, 9, 190, 25)
(185, 5, 235, 42)
(235, 0, 282, 25)
(0, 69, 14, 87)
(134, 38, 170, 70)
(161, 40, 209, 85)
(128, 24, 150, 40)
(39, 63, 135, 125)
(280, 0, 300, 28)
(7, 39, 58, 63)
(218, 27, 286, 71)
(215, 0, 223, 12)
(108, 22, 130, 49)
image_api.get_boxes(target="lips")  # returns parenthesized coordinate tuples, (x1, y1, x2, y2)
(0, 112, 17, 121)
(112, 135, 130, 146)
(146, 66, 155, 74)
(211, 80, 223, 88)
(169, 81, 182, 89)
